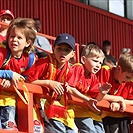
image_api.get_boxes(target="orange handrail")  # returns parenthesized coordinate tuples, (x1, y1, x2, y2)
(0, 79, 132, 132)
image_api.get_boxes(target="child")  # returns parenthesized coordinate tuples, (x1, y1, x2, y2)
(0, 17, 37, 130)
(67, 44, 112, 133)
(30, 33, 110, 133)
(96, 53, 133, 133)
(0, 10, 14, 42)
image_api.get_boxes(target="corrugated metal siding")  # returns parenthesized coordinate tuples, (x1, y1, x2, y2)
(0, 0, 133, 59)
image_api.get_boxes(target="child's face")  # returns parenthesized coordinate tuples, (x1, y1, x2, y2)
(116, 66, 132, 84)
(82, 56, 104, 74)
(0, 15, 12, 29)
(53, 43, 75, 66)
(0, 14, 12, 24)
(8, 27, 31, 58)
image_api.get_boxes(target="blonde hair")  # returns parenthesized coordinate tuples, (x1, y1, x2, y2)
(6, 17, 36, 53)
(81, 44, 105, 59)
(118, 53, 133, 73)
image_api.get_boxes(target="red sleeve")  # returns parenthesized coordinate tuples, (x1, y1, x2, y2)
(67, 64, 84, 87)
(28, 57, 49, 82)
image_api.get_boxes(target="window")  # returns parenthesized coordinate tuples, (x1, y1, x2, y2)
(89, 0, 108, 11)
(127, 0, 133, 20)
(78, 0, 133, 20)
(109, 0, 124, 17)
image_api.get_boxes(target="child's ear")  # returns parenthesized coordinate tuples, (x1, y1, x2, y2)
(117, 65, 122, 72)
(70, 51, 75, 58)
(81, 56, 86, 64)
(25, 40, 31, 47)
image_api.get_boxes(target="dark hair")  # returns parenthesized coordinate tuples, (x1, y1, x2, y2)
(102, 40, 110, 47)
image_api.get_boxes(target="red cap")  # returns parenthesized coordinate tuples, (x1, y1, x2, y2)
(0, 10, 14, 19)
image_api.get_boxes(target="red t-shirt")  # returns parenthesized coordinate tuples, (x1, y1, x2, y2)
(67, 63, 100, 99)
(30, 57, 49, 81)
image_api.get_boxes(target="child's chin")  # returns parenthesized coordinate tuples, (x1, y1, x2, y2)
(93, 71, 97, 74)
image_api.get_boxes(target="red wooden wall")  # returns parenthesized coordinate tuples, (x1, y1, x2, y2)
(0, 0, 133, 59)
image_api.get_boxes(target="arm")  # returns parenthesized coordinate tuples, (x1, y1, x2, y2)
(65, 83, 100, 113)
(32, 79, 64, 95)
(103, 94, 125, 102)
(124, 99, 133, 105)
(103, 94, 126, 112)
(0, 70, 13, 79)
(0, 71, 24, 88)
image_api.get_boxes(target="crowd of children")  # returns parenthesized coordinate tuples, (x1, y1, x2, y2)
(0, 9, 133, 133)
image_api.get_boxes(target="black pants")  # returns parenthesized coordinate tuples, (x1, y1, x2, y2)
(102, 116, 131, 133)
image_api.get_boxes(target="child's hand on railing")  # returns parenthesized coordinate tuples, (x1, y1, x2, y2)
(110, 97, 126, 112)
(48, 80, 64, 95)
(12, 72, 25, 88)
(86, 98, 101, 113)
(110, 102, 120, 111)
(1, 79, 11, 88)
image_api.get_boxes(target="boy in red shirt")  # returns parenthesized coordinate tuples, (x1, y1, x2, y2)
(96, 53, 133, 133)
(67, 44, 111, 133)
(0, 10, 14, 42)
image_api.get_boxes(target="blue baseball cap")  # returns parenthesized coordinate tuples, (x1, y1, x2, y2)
(54, 33, 75, 50)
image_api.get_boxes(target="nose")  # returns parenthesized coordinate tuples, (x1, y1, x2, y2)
(13, 37, 17, 41)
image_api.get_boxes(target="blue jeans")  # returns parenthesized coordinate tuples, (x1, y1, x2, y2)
(0, 106, 15, 129)
(75, 117, 105, 133)
(49, 119, 75, 133)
